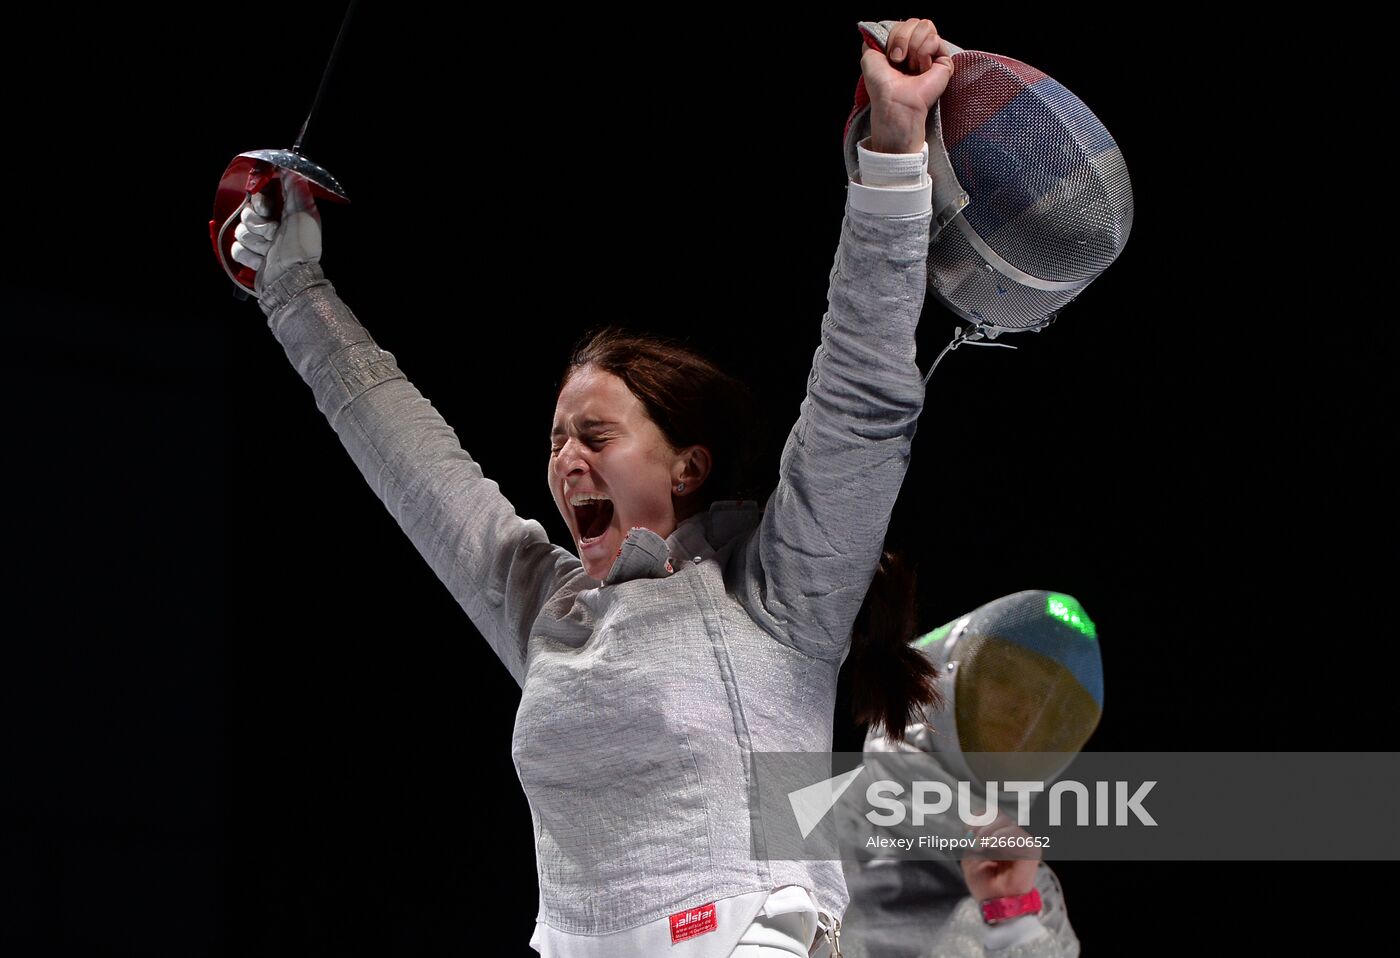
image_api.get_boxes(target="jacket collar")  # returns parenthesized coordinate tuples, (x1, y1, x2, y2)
(600, 499, 762, 587)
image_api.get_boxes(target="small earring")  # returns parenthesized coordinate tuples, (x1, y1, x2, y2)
(675, 482, 686, 493)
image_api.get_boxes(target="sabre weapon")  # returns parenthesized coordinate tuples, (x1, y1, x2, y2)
(208, 0, 359, 298)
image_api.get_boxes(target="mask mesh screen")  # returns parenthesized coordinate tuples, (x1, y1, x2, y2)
(931, 51, 1134, 331)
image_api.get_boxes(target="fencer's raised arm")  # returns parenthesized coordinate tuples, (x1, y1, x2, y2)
(732, 21, 950, 662)
(240, 177, 584, 688)
(734, 162, 931, 663)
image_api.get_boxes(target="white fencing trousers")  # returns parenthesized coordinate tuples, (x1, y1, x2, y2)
(729, 910, 815, 957)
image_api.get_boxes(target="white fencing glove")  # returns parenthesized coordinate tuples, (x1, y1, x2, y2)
(230, 172, 323, 297)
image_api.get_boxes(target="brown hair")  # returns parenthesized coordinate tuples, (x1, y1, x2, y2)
(847, 550, 943, 742)
(560, 326, 764, 516)
(560, 325, 940, 743)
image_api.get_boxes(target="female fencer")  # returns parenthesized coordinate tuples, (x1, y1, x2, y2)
(227, 18, 954, 958)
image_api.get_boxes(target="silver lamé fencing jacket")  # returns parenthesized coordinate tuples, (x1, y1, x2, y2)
(254, 194, 932, 939)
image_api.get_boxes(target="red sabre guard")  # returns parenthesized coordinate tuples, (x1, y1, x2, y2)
(208, 0, 358, 298)
(209, 151, 348, 297)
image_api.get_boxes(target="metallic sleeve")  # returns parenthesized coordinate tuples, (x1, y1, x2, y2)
(740, 198, 930, 662)
(255, 262, 582, 687)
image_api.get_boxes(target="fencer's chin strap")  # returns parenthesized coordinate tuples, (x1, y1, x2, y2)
(921, 325, 1017, 387)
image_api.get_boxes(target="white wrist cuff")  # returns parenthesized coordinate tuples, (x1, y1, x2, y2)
(848, 136, 933, 215)
(856, 136, 929, 185)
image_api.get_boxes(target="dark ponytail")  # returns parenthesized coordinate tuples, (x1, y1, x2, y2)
(846, 550, 943, 743)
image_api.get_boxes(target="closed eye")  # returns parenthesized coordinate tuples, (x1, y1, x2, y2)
(549, 436, 608, 455)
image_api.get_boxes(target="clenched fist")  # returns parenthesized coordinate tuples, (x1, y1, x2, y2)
(861, 18, 955, 154)
(230, 172, 323, 298)
(960, 813, 1041, 903)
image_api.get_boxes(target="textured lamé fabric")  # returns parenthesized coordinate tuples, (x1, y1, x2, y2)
(834, 588, 1097, 957)
(255, 194, 931, 947)
(840, 858, 1077, 958)
(837, 744, 1079, 958)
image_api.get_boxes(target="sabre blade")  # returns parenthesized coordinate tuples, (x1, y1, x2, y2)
(292, 0, 360, 155)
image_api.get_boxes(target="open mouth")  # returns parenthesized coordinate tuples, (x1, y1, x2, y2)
(569, 492, 615, 545)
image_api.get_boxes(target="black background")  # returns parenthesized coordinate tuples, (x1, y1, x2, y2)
(3, 3, 1393, 955)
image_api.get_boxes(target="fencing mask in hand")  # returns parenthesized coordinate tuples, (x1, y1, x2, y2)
(844, 21, 1134, 347)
